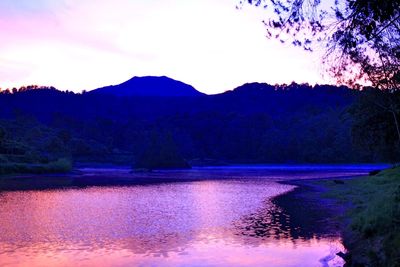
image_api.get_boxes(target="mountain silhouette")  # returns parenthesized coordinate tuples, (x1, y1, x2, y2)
(2, 78, 396, 165)
(90, 76, 204, 97)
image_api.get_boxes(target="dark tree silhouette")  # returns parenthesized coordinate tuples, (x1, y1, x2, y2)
(135, 131, 190, 170)
(242, 0, 399, 89)
(1, 82, 398, 164)
(242, 0, 400, 156)
(349, 88, 400, 161)
(0, 127, 5, 147)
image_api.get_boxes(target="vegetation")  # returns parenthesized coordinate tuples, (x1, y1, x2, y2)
(0, 158, 72, 175)
(0, 115, 74, 175)
(240, 5, 400, 262)
(349, 89, 400, 161)
(245, 0, 399, 89)
(319, 167, 400, 266)
(245, 0, 400, 161)
(134, 131, 190, 170)
(0, 82, 398, 171)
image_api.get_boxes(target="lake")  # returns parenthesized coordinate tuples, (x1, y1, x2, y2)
(0, 165, 383, 267)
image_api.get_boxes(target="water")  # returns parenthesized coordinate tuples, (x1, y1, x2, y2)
(0, 165, 382, 266)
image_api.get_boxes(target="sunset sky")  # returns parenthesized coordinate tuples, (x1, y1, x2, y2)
(0, 0, 327, 94)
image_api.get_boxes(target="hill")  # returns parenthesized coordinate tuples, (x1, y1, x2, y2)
(0, 79, 398, 169)
(89, 76, 204, 97)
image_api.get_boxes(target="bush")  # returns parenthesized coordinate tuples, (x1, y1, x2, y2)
(134, 132, 191, 170)
(0, 154, 8, 163)
(47, 158, 72, 172)
(0, 158, 72, 175)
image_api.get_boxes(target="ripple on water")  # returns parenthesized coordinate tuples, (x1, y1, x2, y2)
(0, 168, 364, 267)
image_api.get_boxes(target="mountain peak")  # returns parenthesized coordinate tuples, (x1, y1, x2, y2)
(90, 76, 204, 97)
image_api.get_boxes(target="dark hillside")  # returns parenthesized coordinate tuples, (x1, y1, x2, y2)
(90, 76, 204, 97)
(0, 80, 395, 167)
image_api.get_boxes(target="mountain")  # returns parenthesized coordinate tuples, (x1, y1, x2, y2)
(89, 76, 204, 97)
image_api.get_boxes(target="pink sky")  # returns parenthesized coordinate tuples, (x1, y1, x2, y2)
(0, 0, 328, 94)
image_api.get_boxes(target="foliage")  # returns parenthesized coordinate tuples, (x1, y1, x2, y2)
(135, 131, 190, 170)
(243, 0, 400, 90)
(321, 167, 400, 266)
(47, 158, 73, 173)
(0, 85, 57, 94)
(0, 154, 8, 163)
(242, 0, 400, 163)
(349, 89, 400, 162)
(0, 158, 72, 175)
(0, 127, 5, 145)
(0, 83, 396, 168)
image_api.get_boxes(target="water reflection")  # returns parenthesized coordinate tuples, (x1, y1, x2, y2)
(235, 194, 341, 242)
(0, 168, 367, 267)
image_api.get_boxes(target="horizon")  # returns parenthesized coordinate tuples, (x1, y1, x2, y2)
(0, 0, 328, 94)
(0, 74, 346, 95)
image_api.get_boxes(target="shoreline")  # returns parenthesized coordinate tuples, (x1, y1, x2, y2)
(273, 177, 352, 259)
(0, 164, 383, 192)
(275, 167, 399, 267)
(0, 170, 200, 191)
(273, 177, 352, 239)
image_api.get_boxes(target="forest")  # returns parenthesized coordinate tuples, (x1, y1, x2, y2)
(0, 80, 399, 173)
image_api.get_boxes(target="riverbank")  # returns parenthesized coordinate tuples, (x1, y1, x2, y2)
(0, 164, 382, 192)
(0, 167, 196, 191)
(0, 158, 72, 176)
(278, 166, 400, 267)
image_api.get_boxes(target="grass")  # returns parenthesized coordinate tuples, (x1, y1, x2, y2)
(316, 167, 400, 266)
(0, 158, 72, 175)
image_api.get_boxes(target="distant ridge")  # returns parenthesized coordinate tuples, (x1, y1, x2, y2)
(90, 76, 204, 97)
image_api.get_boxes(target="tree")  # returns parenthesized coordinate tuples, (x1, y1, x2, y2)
(0, 127, 5, 147)
(242, 0, 399, 89)
(242, 0, 400, 156)
(134, 131, 190, 170)
(349, 88, 400, 162)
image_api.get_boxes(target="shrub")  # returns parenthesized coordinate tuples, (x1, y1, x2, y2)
(47, 158, 72, 172)
(0, 154, 8, 163)
(0, 158, 72, 175)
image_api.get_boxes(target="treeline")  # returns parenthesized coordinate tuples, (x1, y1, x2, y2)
(0, 82, 398, 171)
(0, 85, 58, 94)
